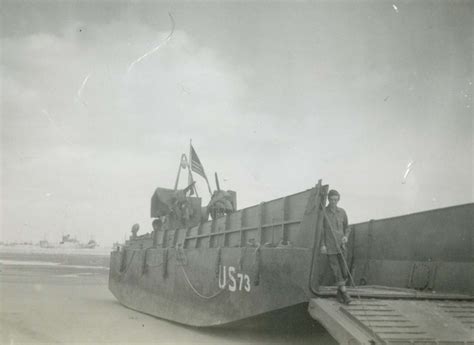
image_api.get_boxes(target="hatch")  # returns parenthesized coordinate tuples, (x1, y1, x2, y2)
(308, 297, 474, 345)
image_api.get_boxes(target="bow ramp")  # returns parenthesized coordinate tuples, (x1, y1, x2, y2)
(309, 297, 474, 345)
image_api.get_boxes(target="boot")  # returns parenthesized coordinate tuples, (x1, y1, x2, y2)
(336, 288, 345, 304)
(341, 290, 352, 305)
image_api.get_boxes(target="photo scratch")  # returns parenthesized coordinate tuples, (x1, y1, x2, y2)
(127, 12, 175, 73)
(77, 74, 91, 100)
(75, 73, 91, 108)
(402, 160, 414, 184)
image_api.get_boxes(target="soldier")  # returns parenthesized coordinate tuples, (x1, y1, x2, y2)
(152, 218, 162, 247)
(320, 189, 352, 304)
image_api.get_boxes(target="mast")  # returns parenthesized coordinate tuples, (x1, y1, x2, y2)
(173, 154, 186, 191)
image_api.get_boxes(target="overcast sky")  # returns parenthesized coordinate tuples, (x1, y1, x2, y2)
(1, 1, 472, 245)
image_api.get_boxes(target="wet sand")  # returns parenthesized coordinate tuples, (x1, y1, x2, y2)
(0, 250, 337, 344)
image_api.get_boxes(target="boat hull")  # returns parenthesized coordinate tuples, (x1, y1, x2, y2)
(109, 174, 473, 335)
(109, 247, 314, 326)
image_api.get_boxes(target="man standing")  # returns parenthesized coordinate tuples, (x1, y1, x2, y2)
(320, 189, 352, 304)
(152, 218, 162, 247)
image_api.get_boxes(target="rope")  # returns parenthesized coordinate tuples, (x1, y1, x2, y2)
(119, 250, 136, 277)
(141, 248, 178, 275)
(320, 203, 373, 330)
(253, 244, 261, 286)
(179, 265, 226, 300)
(141, 247, 153, 275)
(141, 251, 175, 269)
(136, 250, 178, 284)
(162, 248, 168, 278)
(176, 246, 187, 265)
(216, 247, 222, 278)
(175, 246, 226, 299)
(239, 244, 261, 285)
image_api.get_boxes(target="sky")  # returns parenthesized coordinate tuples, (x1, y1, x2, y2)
(1, 0, 472, 245)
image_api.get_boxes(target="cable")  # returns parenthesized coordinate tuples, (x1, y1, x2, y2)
(119, 250, 136, 278)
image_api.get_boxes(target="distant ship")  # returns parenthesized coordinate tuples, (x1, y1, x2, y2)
(83, 239, 98, 249)
(109, 146, 473, 344)
(39, 240, 54, 248)
(59, 234, 98, 249)
(60, 234, 79, 246)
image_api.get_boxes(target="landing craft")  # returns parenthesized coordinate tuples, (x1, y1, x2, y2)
(109, 147, 473, 344)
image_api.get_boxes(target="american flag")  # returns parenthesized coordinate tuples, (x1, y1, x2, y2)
(190, 144, 207, 179)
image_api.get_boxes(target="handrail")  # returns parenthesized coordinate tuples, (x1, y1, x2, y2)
(184, 219, 302, 240)
(307, 181, 326, 297)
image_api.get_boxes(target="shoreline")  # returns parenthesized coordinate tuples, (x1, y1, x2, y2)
(0, 250, 336, 344)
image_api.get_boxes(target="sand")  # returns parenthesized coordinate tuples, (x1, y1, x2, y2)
(0, 249, 336, 345)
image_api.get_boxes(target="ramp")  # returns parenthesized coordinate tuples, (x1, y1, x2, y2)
(308, 298, 474, 345)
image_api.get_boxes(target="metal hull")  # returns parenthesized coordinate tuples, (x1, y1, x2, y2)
(109, 175, 473, 342)
(109, 247, 313, 326)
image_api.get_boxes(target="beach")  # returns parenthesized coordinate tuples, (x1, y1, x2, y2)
(0, 247, 336, 345)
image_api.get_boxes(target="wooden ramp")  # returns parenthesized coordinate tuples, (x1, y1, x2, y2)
(308, 298, 474, 345)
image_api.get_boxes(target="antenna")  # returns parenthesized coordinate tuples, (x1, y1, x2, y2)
(214, 172, 221, 192)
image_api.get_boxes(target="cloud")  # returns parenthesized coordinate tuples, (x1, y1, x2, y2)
(1, 3, 472, 244)
(2, 18, 250, 147)
(1, 18, 253, 244)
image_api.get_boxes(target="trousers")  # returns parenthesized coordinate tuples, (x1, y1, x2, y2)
(327, 253, 347, 287)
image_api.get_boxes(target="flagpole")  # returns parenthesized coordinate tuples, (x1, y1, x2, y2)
(189, 139, 213, 197)
(174, 154, 185, 190)
(188, 139, 199, 197)
(204, 176, 213, 197)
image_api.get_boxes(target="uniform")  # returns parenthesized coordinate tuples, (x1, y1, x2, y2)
(322, 206, 349, 287)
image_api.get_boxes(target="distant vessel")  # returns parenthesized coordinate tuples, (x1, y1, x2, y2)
(83, 239, 98, 249)
(109, 147, 473, 344)
(60, 234, 79, 246)
(59, 234, 98, 249)
(39, 240, 53, 248)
